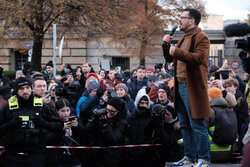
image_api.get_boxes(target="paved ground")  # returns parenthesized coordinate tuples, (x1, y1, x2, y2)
(210, 164, 241, 167)
(165, 163, 242, 167)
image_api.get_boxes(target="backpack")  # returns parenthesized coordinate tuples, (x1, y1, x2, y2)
(211, 106, 238, 146)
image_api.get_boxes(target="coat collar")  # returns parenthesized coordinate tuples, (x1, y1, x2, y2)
(176, 27, 201, 47)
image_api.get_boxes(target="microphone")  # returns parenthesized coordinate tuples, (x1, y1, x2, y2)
(223, 23, 250, 37)
(163, 24, 178, 46)
(169, 24, 178, 36)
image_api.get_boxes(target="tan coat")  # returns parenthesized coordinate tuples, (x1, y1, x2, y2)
(163, 27, 212, 119)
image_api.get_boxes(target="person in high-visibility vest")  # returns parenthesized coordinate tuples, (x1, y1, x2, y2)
(0, 77, 64, 167)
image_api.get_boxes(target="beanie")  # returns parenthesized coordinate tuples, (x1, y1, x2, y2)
(13, 77, 32, 95)
(158, 84, 171, 96)
(46, 60, 53, 68)
(0, 86, 12, 100)
(86, 72, 99, 83)
(115, 83, 128, 94)
(207, 87, 222, 99)
(146, 66, 154, 73)
(166, 102, 174, 115)
(107, 97, 125, 112)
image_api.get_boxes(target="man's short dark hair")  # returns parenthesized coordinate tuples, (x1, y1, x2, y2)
(32, 77, 46, 87)
(140, 96, 148, 101)
(184, 8, 201, 25)
(137, 65, 145, 71)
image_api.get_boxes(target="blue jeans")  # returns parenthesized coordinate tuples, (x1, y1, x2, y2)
(177, 83, 210, 162)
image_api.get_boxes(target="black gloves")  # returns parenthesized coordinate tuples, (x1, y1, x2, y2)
(7, 117, 22, 129)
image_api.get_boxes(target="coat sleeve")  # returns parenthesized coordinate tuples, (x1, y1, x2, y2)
(173, 33, 210, 66)
(101, 120, 127, 145)
(162, 43, 173, 63)
(80, 94, 99, 116)
(41, 104, 64, 132)
(0, 105, 12, 135)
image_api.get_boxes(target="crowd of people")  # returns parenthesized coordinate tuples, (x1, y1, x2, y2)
(0, 7, 249, 167)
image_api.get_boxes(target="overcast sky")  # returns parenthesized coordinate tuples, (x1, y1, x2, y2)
(206, 0, 249, 20)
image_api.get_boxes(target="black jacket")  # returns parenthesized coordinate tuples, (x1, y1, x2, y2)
(85, 107, 128, 167)
(234, 90, 249, 133)
(126, 110, 163, 167)
(0, 95, 63, 153)
(45, 113, 86, 166)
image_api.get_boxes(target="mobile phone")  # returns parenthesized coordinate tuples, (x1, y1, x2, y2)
(220, 70, 229, 80)
(215, 71, 220, 80)
(68, 116, 77, 121)
(45, 90, 51, 96)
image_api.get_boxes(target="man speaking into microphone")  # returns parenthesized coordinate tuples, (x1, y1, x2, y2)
(162, 8, 211, 167)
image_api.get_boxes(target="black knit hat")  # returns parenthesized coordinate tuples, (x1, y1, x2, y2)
(158, 84, 171, 96)
(13, 77, 32, 95)
(107, 97, 125, 112)
(46, 60, 53, 68)
(0, 86, 11, 100)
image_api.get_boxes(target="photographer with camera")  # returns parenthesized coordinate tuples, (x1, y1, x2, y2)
(45, 98, 85, 167)
(85, 97, 128, 167)
(0, 77, 64, 167)
(78, 85, 108, 125)
(105, 68, 124, 90)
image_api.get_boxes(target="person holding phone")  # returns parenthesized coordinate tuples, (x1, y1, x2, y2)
(45, 98, 85, 167)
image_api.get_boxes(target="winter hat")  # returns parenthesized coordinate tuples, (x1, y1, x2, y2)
(115, 83, 128, 94)
(207, 87, 222, 99)
(107, 97, 125, 112)
(86, 72, 99, 83)
(0, 86, 12, 100)
(146, 66, 154, 73)
(158, 84, 171, 96)
(65, 69, 72, 76)
(46, 60, 54, 68)
(166, 102, 174, 115)
(13, 77, 32, 95)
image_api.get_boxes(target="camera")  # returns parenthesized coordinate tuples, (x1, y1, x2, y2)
(151, 104, 165, 121)
(155, 63, 163, 72)
(67, 81, 80, 95)
(92, 108, 108, 117)
(223, 23, 250, 50)
(235, 36, 250, 50)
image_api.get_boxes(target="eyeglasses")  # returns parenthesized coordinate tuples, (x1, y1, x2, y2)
(106, 108, 117, 113)
(180, 16, 192, 20)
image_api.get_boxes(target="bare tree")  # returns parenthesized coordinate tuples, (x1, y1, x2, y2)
(95, 0, 207, 66)
(0, 0, 103, 71)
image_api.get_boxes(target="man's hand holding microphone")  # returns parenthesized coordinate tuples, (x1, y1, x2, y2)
(162, 24, 178, 56)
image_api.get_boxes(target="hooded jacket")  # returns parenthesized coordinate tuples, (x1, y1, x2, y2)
(134, 87, 153, 111)
(126, 88, 162, 167)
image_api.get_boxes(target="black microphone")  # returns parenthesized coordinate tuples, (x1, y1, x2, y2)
(163, 24, 178, 46)
(169, 24, 178, 36)
(223, 23, 250, 37)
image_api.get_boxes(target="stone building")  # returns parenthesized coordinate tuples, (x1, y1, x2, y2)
(0, 15, 247, 75)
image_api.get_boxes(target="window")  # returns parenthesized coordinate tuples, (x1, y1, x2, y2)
(15, 51, 28, 70)
(112, 57, 130, 70)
